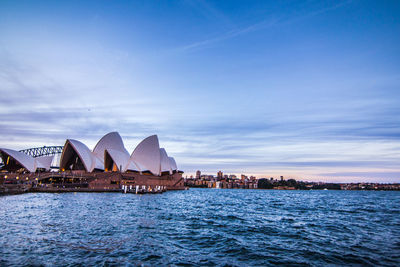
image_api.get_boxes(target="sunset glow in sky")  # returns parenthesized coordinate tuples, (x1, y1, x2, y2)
(0, 1, 399, 182)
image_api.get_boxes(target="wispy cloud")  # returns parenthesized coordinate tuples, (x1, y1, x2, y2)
(179, 1, 352, 52)
(180, 18, 280, 51)
(183, 0, 234, 30)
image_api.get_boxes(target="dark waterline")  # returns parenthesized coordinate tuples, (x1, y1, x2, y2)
(0, 189, 399, 266)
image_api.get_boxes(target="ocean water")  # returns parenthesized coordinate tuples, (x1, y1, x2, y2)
(0, 189, 399, 266)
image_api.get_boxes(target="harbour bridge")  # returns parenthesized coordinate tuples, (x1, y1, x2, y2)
(19, 146, 64, 158)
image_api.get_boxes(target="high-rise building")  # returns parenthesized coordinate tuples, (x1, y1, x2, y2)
(217, 171, 223, 179)
(196, 170, 201, 179)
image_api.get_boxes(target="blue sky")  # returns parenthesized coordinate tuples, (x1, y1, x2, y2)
(0, 0, 399, 182)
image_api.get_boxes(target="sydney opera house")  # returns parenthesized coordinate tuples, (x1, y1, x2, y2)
(0, 132, 184, 192)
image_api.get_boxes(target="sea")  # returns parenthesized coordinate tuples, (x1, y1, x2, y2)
(0, 189, 399, 266)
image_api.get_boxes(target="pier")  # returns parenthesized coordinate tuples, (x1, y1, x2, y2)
(122, 184, 166, 194)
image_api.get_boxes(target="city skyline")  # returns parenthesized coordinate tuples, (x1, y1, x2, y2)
(0, 1, 399, 182)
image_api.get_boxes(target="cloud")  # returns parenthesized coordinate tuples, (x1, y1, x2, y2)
(178, 17, 280, 52)
(179, 1, 352, 52)
(183, 0, 234, 30)
(318, 171, 400, 178)
(316, 171, 400, 183)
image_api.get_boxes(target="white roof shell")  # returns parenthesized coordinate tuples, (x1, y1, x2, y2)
(130, 135, 161, 175)
(93, 132, 128, 158)
(36, 156, 54, 171)
(60, 139, 94, 172)
(0, 148, 36, 172)
(168, 157, 178, 171)
(92, 132, 129, 171)
(125, 159, 140, 172)
(160, 148, 172, 174)
(13, 132, 181, 175)
(106, 148, 130, 172)
(92, 157, 104, 171)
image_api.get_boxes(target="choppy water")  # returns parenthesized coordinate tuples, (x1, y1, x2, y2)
(0, 189, 399, 266)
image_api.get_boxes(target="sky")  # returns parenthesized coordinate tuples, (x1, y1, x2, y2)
(0, 0, 399, 182)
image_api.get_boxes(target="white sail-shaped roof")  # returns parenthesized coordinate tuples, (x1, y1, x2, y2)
(92, 132, 129, 171)
(0, 132, 181, 174)
(130, 135, 161, 175)
(35, 156, 54, 171)
(0, 148, 36, 172)
(93, 132, 128, 159)
(92, 157, 104, 171)
(124, 160, 140, 172)
(106, 148, 130, 172)
(168, 156, 178, 172)
(160, 148, 172, 174)
(60, 139, 94, 172)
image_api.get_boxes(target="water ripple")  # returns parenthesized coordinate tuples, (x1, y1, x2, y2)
(0, 189, 399, 266)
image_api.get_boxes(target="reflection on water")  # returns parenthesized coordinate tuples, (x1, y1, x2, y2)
(0, 189, 399, 266)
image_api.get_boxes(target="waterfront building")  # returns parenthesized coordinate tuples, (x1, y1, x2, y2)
(196, 170, 201, 179)
(0, 132, 185, 192)
(1, 132, 180, 176)
(0, 148, 53, 173)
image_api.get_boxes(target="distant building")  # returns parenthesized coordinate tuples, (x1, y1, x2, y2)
(217, 171, 223, 179)
(196, 170, 201, 179)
